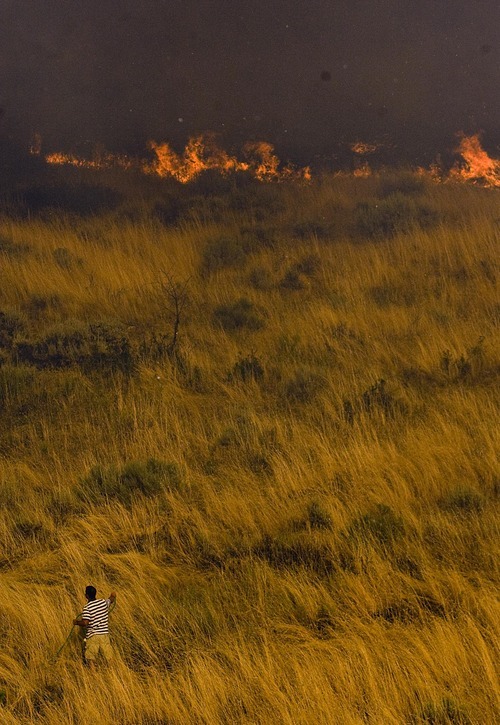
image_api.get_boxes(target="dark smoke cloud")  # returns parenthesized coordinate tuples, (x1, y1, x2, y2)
(1, 0, 499, 164)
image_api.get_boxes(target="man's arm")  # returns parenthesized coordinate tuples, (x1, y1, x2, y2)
(74, 618, 90, 627)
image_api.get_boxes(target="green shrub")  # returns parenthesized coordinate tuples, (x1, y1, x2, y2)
(280, 254, 321, 290)
(248, 266, 274, 290)
(439, 338, 486, 382)
(82, 459, 182, 506)
(293, 253, 321, 276)
(439, 487, 485, 514)
(213, 298, 266, 332)
(307, 501, 333, 530)
(228, 353, 264, 382)
(413, 698, 471, 724)
(247, 453, 273, 476)
(292, 501, 333, 531)
(52, 247, 82, 270)
(21, 293, 63, 320)
(284, 368, 324, 405)
(0, 309, 26, 349)
(367, 282, 418, 307)
(348, 504, 405, 547)
(292, 220, 334, 239)
(374, 594, 446, 624)
(280, 269, 309, 290)
(13, 520, 46, 540)
(343, 379, 408, 423)
(253, 534, 335, 575)
(16, 319, 135, 374)
(377, 171, 426, 198)
(201, 237, 248, 275)
(354, 193, 438, 239)
(151, 195, 186, 226)
(0, 235, 31, 258)
(240, 225, 277, 251)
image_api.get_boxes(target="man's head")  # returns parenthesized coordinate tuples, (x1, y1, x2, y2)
(85, 585, 97, 601)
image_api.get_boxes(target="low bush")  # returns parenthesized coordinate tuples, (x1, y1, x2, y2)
(0, 235, 31, 258)
(247, 452, 273, 476)
(354, 193, 438, 239)
(82, 459, 183, 506)
(373, 594, 446, 624)
(279, 269, 309, 290)
(367, 282, 418, 307)
(283, 368, 324, 405)
(293, 253, 321, 276)
(280, 254, 321, 290)
(292, 220, 334, 239)
(413, 697, 471, 724)
(227, 352, 264, 382)
(307, 501, 333, 530)
(438, 487, 485, 515)
(151, 195, 186, 226)
(201, 237, 249, 276)
(343, 379, 408, 423)
(0, 309, 26, 349)
(377, 171, 427, 198)
(52, 247, 82, 270)
(213, 298, 266, 332)
(16, 319, 135, 374)
(253, 534, 335, 575)
(348, 504, 406, 547)
(21, 182, 123, 216)
(439, 338, 486, 382)
(292, 501, 333, 531)
(21, 293, 63, 320)
(248, 266, 274, 290)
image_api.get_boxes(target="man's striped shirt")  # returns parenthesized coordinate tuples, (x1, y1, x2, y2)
(81, 598, 111, 638)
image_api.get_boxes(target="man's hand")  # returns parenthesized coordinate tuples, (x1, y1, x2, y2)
(109, 591, 116, 603)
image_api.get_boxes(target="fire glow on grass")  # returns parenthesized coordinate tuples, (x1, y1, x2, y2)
(33, 133, 500, 187)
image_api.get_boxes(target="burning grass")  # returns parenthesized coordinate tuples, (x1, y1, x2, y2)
(0, 171, 498, 723)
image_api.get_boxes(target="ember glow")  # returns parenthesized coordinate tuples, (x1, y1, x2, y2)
(350, 141, 379, 155)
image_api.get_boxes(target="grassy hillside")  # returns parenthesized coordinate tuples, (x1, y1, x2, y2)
(0, 170, 498, 723)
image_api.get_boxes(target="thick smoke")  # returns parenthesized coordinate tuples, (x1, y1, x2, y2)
(1, 0, 499, 164)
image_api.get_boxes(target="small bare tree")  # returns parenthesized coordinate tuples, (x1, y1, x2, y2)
(160, 272, 190, 358)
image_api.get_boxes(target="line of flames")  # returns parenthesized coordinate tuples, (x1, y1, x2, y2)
(39, 135, 311, 184)
(32, 133, 500, 188)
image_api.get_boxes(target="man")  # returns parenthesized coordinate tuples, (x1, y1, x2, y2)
(74, 586, 116, 665)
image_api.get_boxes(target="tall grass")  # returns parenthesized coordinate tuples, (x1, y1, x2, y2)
(0, 171, 498, 723)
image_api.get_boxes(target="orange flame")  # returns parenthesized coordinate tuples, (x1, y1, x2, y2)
(450, 133, 500, 188)
(40, 134, 310, 183)
(353, 163, 372, 178)
(32, 132, 500, 187)
(243, 141, 311, 182)
(44, 150, 135, 172)
(148, 135, 249, 182)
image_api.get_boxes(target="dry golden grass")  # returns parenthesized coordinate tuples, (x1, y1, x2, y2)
(0, 172, 498, 723)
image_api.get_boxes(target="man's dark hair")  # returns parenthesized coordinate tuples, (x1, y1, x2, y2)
(85, 585, 97, 600)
